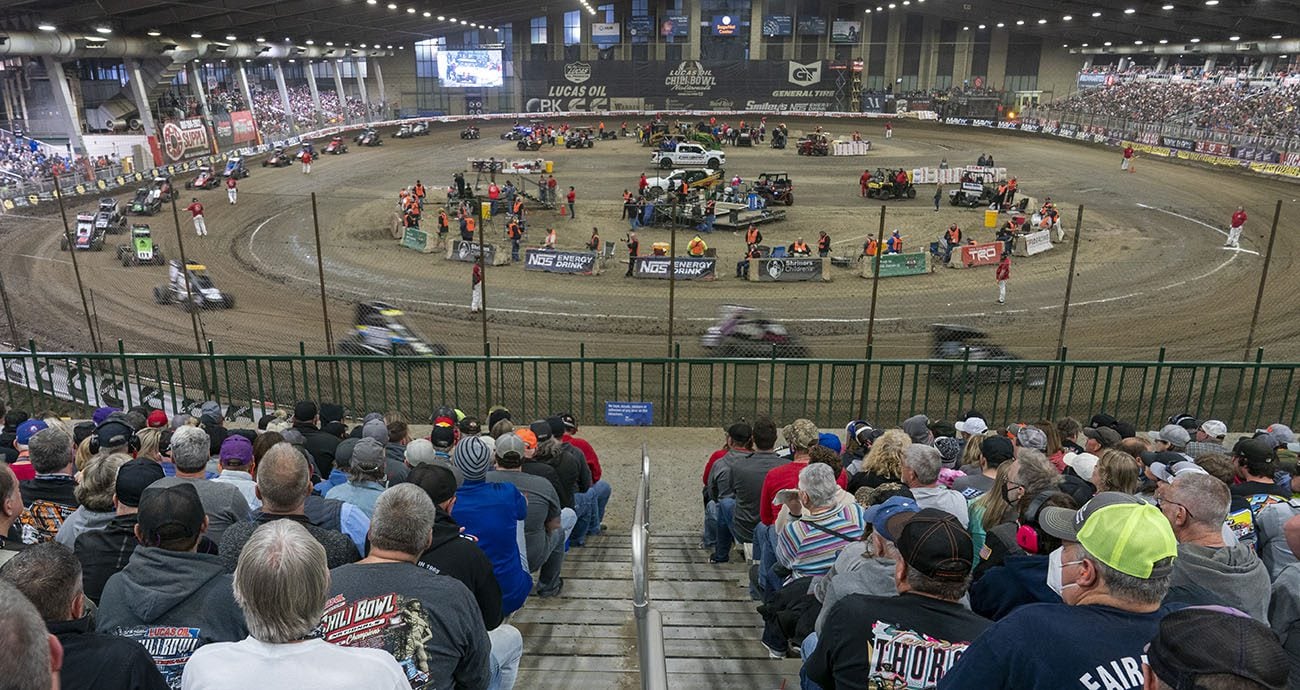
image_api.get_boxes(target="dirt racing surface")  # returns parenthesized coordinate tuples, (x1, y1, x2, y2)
(2, 117, 1297, 361)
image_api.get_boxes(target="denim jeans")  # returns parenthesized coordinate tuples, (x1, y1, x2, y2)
(571, 490, 599, 546)
(538, 507, 577, 594)
(587, 480, 612, 534)
(799, 631, 825, 690)
(755, 521, 783, 600)
(703, 498, 718, 548)
(708, 497, 737, 561)
(488, 623, 524, 690)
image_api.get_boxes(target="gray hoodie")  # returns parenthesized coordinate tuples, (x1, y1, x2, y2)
(1169, 542, 1272, 622)
(813, 541, 898, 637)
(96, 546, 247, 689)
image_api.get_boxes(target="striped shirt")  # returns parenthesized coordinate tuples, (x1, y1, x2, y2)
(776, 503, 868, 583)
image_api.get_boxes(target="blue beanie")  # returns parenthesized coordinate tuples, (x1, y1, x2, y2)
(817, 432, 842, 454)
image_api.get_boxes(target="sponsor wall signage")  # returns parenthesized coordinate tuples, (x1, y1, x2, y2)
(712, 15, 740, 36)
(632, 255, 717, 280)
(522, 60, 838, 113)
(1161, 136, 1196, 151)
(1021, 230, 1053, 256)
(213, 111, 259, 149)
(1076, 73, 1116, 89)
(875, 251, 928, 277)
(960, 242, 1004, 268)
(754, 256, 823, 282)
(831, 20, 861, 44)
(447, 239, 497, 264)
(797, 17, 827, 35)
(592, 22, 621, 47)
(627, 17, 654, 43)
(524, 248, 598, 274)
(160, 118, 211, 163)
(762, 15, 793, 36)
(661, 15, 689, 37)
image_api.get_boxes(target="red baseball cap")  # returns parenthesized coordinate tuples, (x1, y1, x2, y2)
(147, 410, 168, 428)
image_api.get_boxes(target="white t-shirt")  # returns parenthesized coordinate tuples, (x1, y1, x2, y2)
(181, 637, 409, 690)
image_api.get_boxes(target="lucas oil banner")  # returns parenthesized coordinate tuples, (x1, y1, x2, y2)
(521, 60, 843, 113)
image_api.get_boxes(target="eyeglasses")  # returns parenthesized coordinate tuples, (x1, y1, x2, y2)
(1155, 496, 1196, 521)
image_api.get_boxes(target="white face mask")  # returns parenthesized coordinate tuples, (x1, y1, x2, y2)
(1046, 546, 1084, 597)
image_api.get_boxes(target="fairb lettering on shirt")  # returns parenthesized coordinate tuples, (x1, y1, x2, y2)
(868, 620, 971, 688)
(1078, 655, 1146, 690)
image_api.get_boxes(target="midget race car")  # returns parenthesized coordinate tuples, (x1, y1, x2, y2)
(222, 157, 250, 179)
(392, 123, 422, 139)
(949, 181, 998, 208)
(262, 147, 293, 167)
(928, 324, 1047, 391)
(642, 168, 724, 199)
(61, 213, 106, 251)
(324, 136, 349, 154)
(295, 142, 316, 159)
(185, 166, 221, 190)
(461, 126, 480, 140)
(130, 176, 177, 215)
(701, 305, 808, 358)
(94, 198, 127, 234)
(336, 301, 448, 357)
(117, 224, 165, 266)
(154, 260, 235, 312)
(355, 129, 382, 146)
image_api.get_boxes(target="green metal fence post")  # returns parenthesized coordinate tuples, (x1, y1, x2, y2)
(27, 339, 44, 407)
(1242, 348, 1266, 429)
(484, 341, 493, 413)
(117, 340, 133, 410)
(1145, 347, 1167, 430)
(1048, 346, 1068, 421)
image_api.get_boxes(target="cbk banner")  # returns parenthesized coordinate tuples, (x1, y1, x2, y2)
(632, 255, 717, 280)
(521, 60, 841, 113)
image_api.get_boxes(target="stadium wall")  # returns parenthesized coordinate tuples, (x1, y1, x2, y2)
(1037, 46, 1087, 101)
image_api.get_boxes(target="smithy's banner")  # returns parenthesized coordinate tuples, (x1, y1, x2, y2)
(522, 60, 844, 113)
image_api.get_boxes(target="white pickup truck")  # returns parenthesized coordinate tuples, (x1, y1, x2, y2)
(650, 143, 725, 170)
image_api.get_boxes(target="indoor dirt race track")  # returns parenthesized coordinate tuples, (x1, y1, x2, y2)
(2, 117, 1298, 361)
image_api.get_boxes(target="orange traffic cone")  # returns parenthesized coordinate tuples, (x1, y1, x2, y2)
(559, 204, 567, 216)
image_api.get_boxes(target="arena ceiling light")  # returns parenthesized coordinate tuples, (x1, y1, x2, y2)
(1161, 3, 1174, 8)
(1124, 8, 1136, 14)
(1134, 40, 1143, 44)
(191, 32, 202, 38)
(147, 30, 161, 36)
(996, 22, 1005, 27)
(1159, 38, 1169, 43)
(256, 37, 266, 42)
(1091, 11, 1102, 17)
(386, 2, 397, 9)
(1190, 37, 1200, 42)
(325, 41, 333, 46)
(1016, 19, 1025, 25)
(226, 34, 237, 40)
(366, 0, 376, 3)
(1228, 34, 1239, 40)
(1272, 34, 1283, 39)
(423, 11, 431, 17)
(407, 7, 416, 13)
(305, 39, 314, 44)
(978, 23, 986, 29)
(95, 26, 112, 34)
(1204, 0, 1218, 5)
(37, 23, 56, 31)
(1038, 18, 1047, 24)
(1103, 41, 1112, 46)
(1061, 15, 1072, 21)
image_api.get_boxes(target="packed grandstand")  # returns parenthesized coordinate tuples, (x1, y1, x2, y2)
(1, 0, 1299, 688)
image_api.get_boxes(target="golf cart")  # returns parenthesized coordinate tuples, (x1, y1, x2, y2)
(517, 138, 543, 152)
(867, 170, 917, 200)
(185, 165, 221, 190)
(95, 198, 127, 234)
(355, 129, 382, 146)
(324, 136, 349, 154)
(797, 133, 831, 156)
(61, 213, 106, 251)
(336, 301, 448, 357)
(753, 172, 794, 206)
(564, 127, 595, 149)
(262, 147, 293, 167)
(641, 168, 724, 199)
(117, 224, 165, 266)
(928, 324, 1047, 391)
(701, 305, 808, 358)
(154, 260, 235, 312)
(222, 156, 250, 179)
(130, 176, 176, 215)
(461, 126, 481, 140)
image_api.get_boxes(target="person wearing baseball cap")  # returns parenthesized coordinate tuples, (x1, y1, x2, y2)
(703, 420, 753, 553)
(213, 435, 259, 511)
(488, 432, 567, 594)
(532, 418, 596, 547)
(1081, 425, 1122, 453)
(10, 418, 49, 481)
(93, 482, 246, 686)
(939, 492, 1179, 690)
(1156, 472, 1271, 622)
(1149, 424, 1192, 456)
(952, 435, 1015, 501)
(1143, 606, 1289, 690)
(1230, 438, 1289, 504)
(954, 416, 988, 439)
(75, 458, 165, 604)
(146, 409, 169, 429)
(324, 438, 387, 517)
(1185, 419, 1228, 459)
(555, 411, 610, 536)
(449, 436, 532, 610)
(806, 508, 989, 689)
(290, 400, 343, 481)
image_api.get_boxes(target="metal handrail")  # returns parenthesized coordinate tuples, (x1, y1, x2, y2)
(632, 443, 668, 690)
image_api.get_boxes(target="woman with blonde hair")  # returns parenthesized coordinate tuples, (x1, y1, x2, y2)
(1094, 448, 1140, 494)
(74, 435, 95, 472)
(959, 431, 988, 471)
(135, 426, 175, 476)
(853, 429, 910, 488)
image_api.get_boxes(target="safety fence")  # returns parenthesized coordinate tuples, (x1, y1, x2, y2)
(1, 346, 1296, 430)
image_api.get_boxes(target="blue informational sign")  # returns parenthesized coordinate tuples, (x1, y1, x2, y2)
(605, 401, 654, 426)
(762, 15, 792, 36)
(627, 16, 654, 44)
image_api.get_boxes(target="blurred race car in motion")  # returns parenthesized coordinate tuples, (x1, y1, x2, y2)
(701, 305, 808, 358)
(95, 198, 127, 233)
(154, 260, 235, 312)
(185, 166, 221, 190)
(324, 136, 349, 154)
(263, 147, 293, 167)
(130, 176, 177, 215)
(355, 129, 382, 146)
(223, 157, 250, 178)
(928, 323, 1047, 390)
(461, 126, 480, 139)
(337, 301, 448, 357)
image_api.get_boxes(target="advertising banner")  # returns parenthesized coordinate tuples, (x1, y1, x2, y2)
(752, 256, 825, 282)
(1195, 140, 1235, 157)
(874, 251, 928, 278)
(762, 16, 793, 36)
(592, 22, 621, 47)
(831, 20, 861, 44)
(521, 60, 839, 113)
(712, 15, 740, 36)
(1076, 73, 1116, 89)
(524, 248, 599, 274)
(160, 118, 211, 163)
(1160, 136, 1196, 151)
(959, 242, 1004, 268)
(1018, 230, 1053, 257)
(661, 15, 689, 36)
(798, 17, 827, 35)
(632, 255, 717, 280)
(627, 17, 653, 43)
(447, 239, 498, 264)
(213, 110, 259, 149)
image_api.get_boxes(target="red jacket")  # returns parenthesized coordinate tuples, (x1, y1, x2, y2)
(1231, 210, 1248, 228)
(472, 263, 483, 285)
(225, 177, 236, 189)
(996, 260, 1011, 281)
(702, 447, 728, 486)
(186, 202, 203, 217)
(563, 433, 602, 483)
(567, 190, 576, 203)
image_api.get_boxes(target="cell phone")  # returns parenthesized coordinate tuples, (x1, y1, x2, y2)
(773, 488, 800, 505)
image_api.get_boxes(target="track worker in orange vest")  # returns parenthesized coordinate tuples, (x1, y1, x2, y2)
(817, 232, 831, 257)
(789, 238, 811, 256)
(744, 225, 763, 247)
(687, 235, 708, 257)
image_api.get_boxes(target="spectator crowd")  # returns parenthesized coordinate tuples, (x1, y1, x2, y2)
(701, 409, 1300, 689)
(249, 86, 380, 136)
(0, 132, 120, 190)
(0, 397, 611, 689)
(1052, 76, 1300, 138)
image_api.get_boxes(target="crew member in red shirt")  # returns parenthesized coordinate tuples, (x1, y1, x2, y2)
(859, 169, 871, 198)
(470, 261, 483, 313)
(186, 198, 207, 237)
(301, 150, 313, 174)
(996, 254, 1011, 304)
(1226, 206, 1247, 249)
(225, 175, 237, 205)
(566, 186, 577, 220)
(1122, 144, 1134, 171)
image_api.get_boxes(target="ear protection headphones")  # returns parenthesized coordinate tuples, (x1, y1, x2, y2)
(89, 420, 141, 455)
(1015, 491, 1054, 555)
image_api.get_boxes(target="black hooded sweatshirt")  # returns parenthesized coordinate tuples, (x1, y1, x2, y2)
(417, 507, 504, 630)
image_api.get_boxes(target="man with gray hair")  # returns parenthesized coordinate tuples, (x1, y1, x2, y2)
(901, 444, 969, 527)
(324, 484, 494, 690)
(180, 520, 409, 689)
(1157, 472, 1270, 621)
(18, 426, 78, 544)
(1, 543, 166, 689)
(55, 453, 130, 548)
(218, 442, 359, 571)
(0, 579, 59, 690)
(149, 425, 250, 544)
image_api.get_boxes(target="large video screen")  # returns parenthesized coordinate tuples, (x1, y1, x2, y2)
(436, 50, 504, 88)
